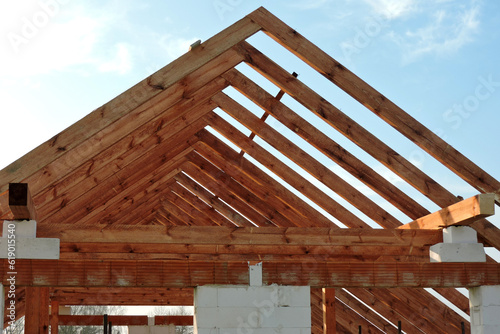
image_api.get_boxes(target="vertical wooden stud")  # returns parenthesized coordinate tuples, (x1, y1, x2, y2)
(323, 288, 336, 334)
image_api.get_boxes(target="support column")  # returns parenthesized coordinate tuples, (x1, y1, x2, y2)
(0, 285, 4, 330)
(40, 287, 50, 334)
(322, 288, 336, 334)
(469, 286, 500, 333)
(25, 287, 41, 333)
(50, 301, 59, 334)
(25, 287, 50, 334)
(430, 226, 500, 333)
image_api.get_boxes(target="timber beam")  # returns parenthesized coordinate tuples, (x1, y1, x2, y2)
(1, 259, 499, 288)
(34, 225, 443, 245)
(399, 194, 495, 229)
(50, 287, 193, 305)
(55, 315, 193, 326)
(8, 183, 37, 220)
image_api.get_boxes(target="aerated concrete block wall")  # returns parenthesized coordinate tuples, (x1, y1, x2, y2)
(194, 285, 311, 334)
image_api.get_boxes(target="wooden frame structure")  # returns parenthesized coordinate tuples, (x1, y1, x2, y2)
(1, 7, 499, 333)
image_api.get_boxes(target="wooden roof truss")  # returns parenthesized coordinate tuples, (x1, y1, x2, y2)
(1, 7, 500, 333)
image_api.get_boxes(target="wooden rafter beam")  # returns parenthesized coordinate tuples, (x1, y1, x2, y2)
(247, 7, 500, 204)
(8, 183, 37, 220)
(399, 194, 495, 229)
(2, 259, 499, 288)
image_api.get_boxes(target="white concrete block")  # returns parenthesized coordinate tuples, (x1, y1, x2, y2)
(277, 286, 310, 307)
(430, 243, 485, 262)
(0, 238, 60, 259)
(469, 285, 500, 333)
(470, 286, 500, 306)
(249, 262, 263, 286)
(128, 327, 150, 334)
(443, 226, 477, 243)
(217, 286, 279, 307)
(151, 325, 176, 334)
(2, 220, 37, 238)
(195, 286, 218, 307)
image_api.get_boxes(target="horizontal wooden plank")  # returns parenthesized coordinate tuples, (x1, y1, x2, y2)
(58, 242, 429, 262)
(50, 287, 193, 305)
(57, 315, 148, 326)
(30, 225, 443, 246)
(56, 315, 192, 327)
(399, 194, 495, 229)
(2, 260, 498, 288)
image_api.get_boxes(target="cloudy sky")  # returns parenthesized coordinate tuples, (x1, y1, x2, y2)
(0, 0, 499, 315)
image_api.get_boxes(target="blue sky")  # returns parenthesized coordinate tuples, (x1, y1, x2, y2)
(1, 0, 499, 218)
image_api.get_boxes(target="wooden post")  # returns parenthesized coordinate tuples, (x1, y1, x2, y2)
(25, 287, 41, 333)
(50, 301, 59, 334)
(104, 314, 108, 334)
(40, 287, 49, 334)
(8, 183, 37, 220)
(323, 288, 336, 334)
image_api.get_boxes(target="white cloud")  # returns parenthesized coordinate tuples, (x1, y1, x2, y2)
(363, 0, 417, 20)
(395, 3, 480, 63)
(290, 0, 332, 10)
(157, 34, 198, 61)
(98, 43, 133, 75)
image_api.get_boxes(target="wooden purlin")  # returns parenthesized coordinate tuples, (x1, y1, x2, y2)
(248, 6, 500, 204)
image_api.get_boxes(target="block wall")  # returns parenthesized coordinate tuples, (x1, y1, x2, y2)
(194, 285, 311, 334)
